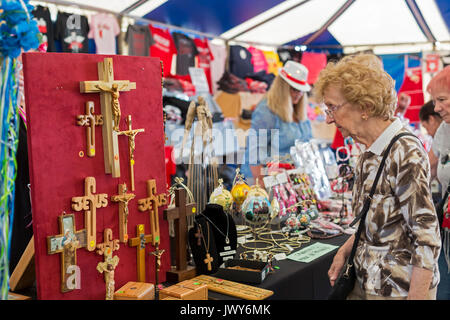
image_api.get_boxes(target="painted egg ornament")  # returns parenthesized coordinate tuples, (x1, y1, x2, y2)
(231, 180, 250, 206)
(307, 206, 319, 220)
(297, 212, 311, 228)
(286, 215, 299, 230)
(241, 195, 271, 224)
(209, 183, 233, 212)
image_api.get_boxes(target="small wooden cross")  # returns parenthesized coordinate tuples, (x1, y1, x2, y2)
(71, 177, 108, 251)
(128, 224, 152, 282)
(80, 58, 136, 177)
(111, 183, 135, 243)
(137, 179, 167, 247)
(117, 115, 145, 191)
(96, 228, 120, 300)
(204, 253, 213, 271)
(163, 188, 196, 272)
(46, 212, 86, 292)
(76, 101, 103, 157)
(149, 244, 165, 287)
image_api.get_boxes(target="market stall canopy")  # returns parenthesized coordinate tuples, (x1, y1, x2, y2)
(49, 0, 450, 54)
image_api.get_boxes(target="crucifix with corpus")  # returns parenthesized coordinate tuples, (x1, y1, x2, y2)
(163, 187, 198, 282)
(71, 177, 108, 251)
(76, 101, 103, 157)
(80, 57, 136, 177)
(117, 115, 144, 191)
(137, 179, 167, 287)
(96, 228, 120, 300)
(111, 183, 135, 243)
(47, 212, 86, 293)
(128, 224, 152, 283)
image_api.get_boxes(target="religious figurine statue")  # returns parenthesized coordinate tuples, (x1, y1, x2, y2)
(96, 254, 119, 300)
(96, 83, 122, 131)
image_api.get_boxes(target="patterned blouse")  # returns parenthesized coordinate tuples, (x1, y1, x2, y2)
(352, 118, 441, 297)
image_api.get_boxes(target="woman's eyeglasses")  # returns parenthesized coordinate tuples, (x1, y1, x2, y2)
(321, 101, 349, 119)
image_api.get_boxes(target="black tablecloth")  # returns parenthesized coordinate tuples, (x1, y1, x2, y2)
(208, 234, 350, 300)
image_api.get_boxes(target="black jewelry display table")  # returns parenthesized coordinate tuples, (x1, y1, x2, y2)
(208, 233, 350, 300)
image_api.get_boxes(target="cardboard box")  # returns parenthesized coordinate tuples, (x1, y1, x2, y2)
(214, 259, 271, 284)
(114, 282, 155, 300)
(159, 279, 208, 300)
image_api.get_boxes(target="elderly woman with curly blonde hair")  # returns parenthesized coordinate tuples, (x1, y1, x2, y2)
(319, 54, 441, 300)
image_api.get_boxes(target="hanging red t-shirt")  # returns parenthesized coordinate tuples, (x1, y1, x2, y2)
(193, 37, 214, 93)
(149, 25, 177, 77)
(398, 66, 424, 123)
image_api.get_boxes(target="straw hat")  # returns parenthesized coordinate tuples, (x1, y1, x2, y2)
(279, 60, 311, 92)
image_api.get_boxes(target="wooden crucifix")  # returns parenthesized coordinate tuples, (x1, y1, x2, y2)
(117, 115, 145, 191)
(80, 57, 136, 177)
(137, 179, 167, 247)
(71, 177, 108, 251)
(96, 228, 120, 300)
(46, 213, 86, 293)
(111, 183, 135, 243)
(163, 187, 197, 282)
(128, 224, 152, 282)
(76, 101, 103, 157)
(138, 179, 167, 286)
(149, 245, 165, 288)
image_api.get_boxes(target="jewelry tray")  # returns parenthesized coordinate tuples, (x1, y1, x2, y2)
(213, 259, 271, 284)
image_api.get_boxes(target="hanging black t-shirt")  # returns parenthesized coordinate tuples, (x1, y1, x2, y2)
(32, 5, 55, 52)
(55, 12, 90, 53)
(172, 32, 199, 75)
(229, 45, 254, 79)
(125, 24, 154, 56)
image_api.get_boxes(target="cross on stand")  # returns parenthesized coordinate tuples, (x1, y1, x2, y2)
(71, 177, 108, 251)
(96, 228, 120, 300)
(111, 183, 135, 243)
(138, 179, 167, 287)
(163, 187, 197, 282)
(117, 115, 145, 191)
(128, 224, 152, 282)
(80, 57, 136, 177)
(76, 101, 103, 157)
(46, 213, 86, 292)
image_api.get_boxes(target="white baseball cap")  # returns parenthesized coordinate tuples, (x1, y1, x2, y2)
(279, 60, 311, 92)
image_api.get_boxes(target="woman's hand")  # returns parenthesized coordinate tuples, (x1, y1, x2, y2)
(328, 250, 347, 287)
(328, 234, 355, 286)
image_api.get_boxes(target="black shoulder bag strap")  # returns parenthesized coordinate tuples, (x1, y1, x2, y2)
(346, 132, 418, 264)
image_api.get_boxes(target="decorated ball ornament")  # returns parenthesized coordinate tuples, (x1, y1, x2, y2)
(241, 196, 271, 224)
(231, 169, 250, 206)
(247, 179, 269, 199)
(209, 179, 233, 212)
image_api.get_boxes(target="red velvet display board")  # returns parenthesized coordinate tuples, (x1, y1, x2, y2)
(22, 53, 168, 300)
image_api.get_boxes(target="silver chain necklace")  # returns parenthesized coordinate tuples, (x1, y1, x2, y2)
(199, 212, 230, 244)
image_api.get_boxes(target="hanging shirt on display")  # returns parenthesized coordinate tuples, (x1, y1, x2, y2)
(125, 24, 154, 56)
(172, 32, 199, 76)
(248, 46, 268, 73)
(193, 37, 214, 93)
(263, 50, 283, 75)
(209, 42, 227, 94)
(55, 12, 90, 53)
(32, 5, 55, 52)
(150, 25, 177, 77)
(229, 45, 253, 79)
(87, 13, 120, 54)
